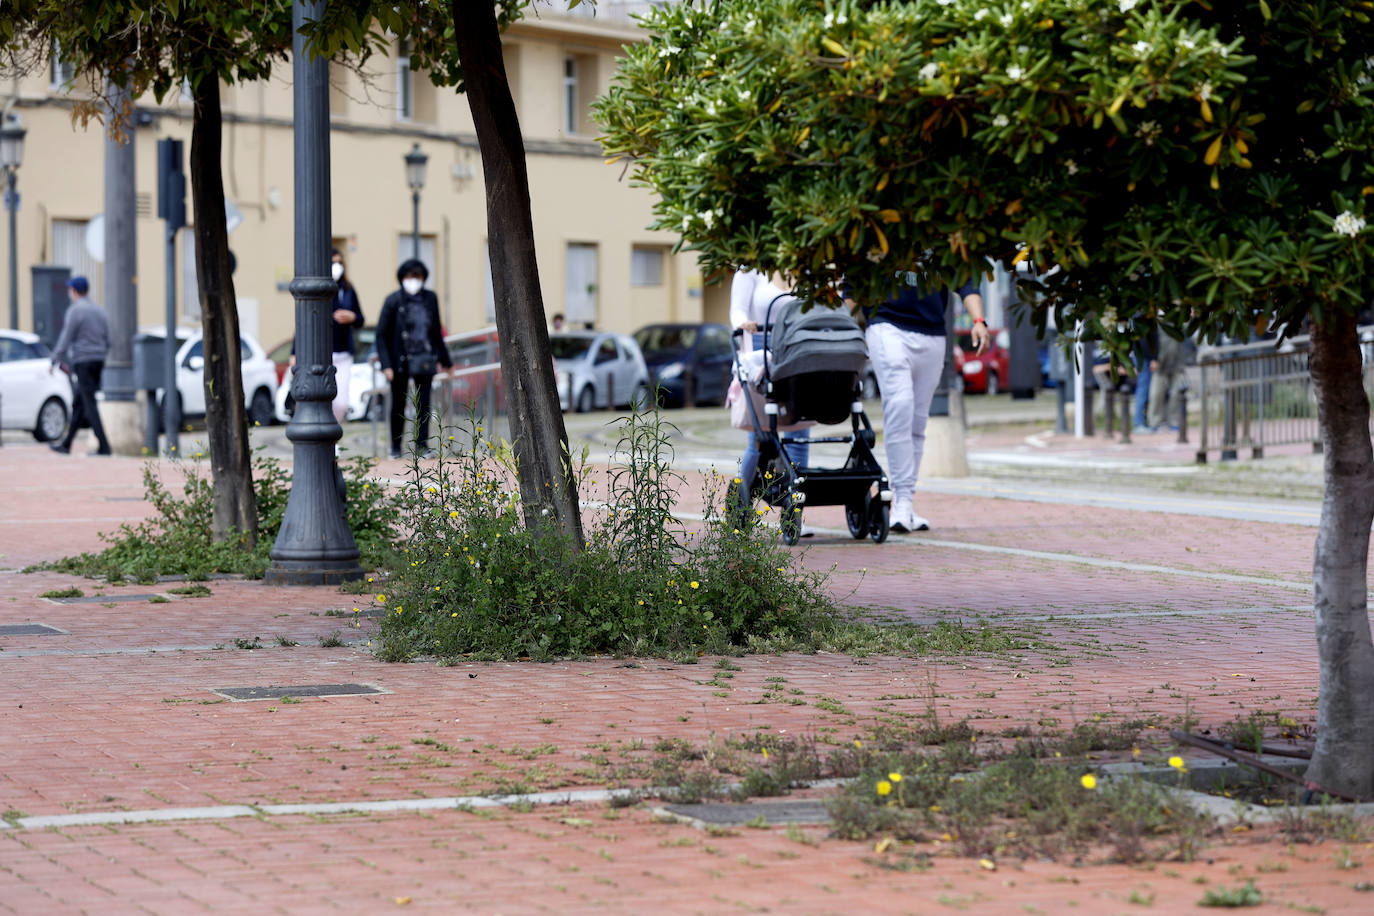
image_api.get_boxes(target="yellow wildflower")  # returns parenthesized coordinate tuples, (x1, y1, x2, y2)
(1168, 756, 1185, 770)
(690, 581, 699, 589)
(888, 772, 902, 783)
(1080, 774, 1097, 790)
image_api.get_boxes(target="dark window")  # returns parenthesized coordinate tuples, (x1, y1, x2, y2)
(595, 339, 618, 364)
(549, 336, 594, 361)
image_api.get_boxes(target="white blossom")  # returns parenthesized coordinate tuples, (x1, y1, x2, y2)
(1179, 36, 1196, 51)
(1333, 211, 1367, 237)
(1065, 159, 1079, 175)
(1133, 40, 1151, 56)
(1000, 13, 1013, 26)
(739, 89, 752, 102)
(974, 8, 989, 21)
(1135, 120, 1161, 146)
(700, 210, 715, 229)
(657, 44, 681, 59)
(1007, 65, 1025, 81)
(992, 113, 1010, 127)
(1119, 0, 1138, 11)
(920, 62, 939, 80)
(1196, 82, 1213, 101)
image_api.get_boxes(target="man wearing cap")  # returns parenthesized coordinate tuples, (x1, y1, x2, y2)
(48, 276, 112, 456)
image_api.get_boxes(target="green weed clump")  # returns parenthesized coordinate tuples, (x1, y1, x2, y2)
(375, 409, 836, 662)
(37, 451, 400, 582)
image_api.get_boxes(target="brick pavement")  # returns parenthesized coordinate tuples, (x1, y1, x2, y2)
(2, 438, 1372, 914)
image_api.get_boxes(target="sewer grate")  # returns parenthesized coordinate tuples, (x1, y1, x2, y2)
(47, 594, 164, 604)
(211, 683, 388, 701)
(0, 623, 67, 636)
(659, 799, 832, 827)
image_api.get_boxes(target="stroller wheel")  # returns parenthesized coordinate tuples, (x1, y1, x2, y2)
(868, 498, 890, 544)
(845, 496, 871, 540)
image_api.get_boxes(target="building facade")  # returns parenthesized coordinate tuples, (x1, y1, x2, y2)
(2, 3, 726, 356)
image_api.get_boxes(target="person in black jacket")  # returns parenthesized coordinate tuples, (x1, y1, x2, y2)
(375, 258, 452, 459)
(291, 249, 365, 425)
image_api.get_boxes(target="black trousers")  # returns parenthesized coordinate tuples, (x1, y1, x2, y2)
(63, 360, 111, 453)
(389, 371, 434, 452)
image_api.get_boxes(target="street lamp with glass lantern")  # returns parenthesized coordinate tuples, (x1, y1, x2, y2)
(404, 142, 427, 261)
(1, 112, 26, 330)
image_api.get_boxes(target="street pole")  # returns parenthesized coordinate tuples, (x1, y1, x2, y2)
(5, 169, 15, 330)
(157, 137, 186, 458)
(412, 190, 421, 260)
(264, 0, 363, 586)
(103, 87, 137, 405)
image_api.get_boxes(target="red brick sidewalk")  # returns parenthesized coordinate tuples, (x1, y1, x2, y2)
(1, 440, 1371, 914)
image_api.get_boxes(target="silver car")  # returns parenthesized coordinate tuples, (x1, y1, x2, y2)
(553, 331, 650, 412)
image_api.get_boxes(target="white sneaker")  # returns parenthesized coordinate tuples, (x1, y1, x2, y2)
(890, 497, 913, 533)
(909, 511, 931, 532)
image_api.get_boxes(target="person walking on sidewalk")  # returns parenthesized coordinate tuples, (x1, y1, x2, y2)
(47, 276, 112, 456)
(730, 268, 811, 531)
(375, 259, 451, 460)
(861, 272, 987, 532)
(1148, 331, 1187, 431)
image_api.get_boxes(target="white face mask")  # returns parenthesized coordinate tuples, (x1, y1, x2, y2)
(402, 278, 424, 296)
(331, 262, 345, 282)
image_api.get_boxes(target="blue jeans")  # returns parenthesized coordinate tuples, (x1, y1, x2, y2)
(1133, 356, 1152, 428)
(737, 331, 809, 500)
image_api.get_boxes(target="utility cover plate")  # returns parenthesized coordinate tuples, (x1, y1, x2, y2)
(659, 799, 832, 827)
(211, 683, 388, 702)
(0, 623, 67, 636)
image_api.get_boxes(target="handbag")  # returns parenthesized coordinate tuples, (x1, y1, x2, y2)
(404, 351, 438, 377)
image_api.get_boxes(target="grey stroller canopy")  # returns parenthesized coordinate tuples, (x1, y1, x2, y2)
(764, 300, 869, 384)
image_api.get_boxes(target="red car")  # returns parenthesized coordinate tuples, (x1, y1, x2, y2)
(443, 328, 505, 413)
(953, 328, 1011, 395)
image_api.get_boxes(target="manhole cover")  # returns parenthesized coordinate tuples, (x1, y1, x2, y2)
(659, 799, 832, 826)
(211, 683, 388, 701)
(47, 594, 164, 604)
(0, 623, 67, 636)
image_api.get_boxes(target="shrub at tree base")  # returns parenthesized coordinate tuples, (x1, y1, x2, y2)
(40, 453, 400, 582)
(375, 412, 837, 662)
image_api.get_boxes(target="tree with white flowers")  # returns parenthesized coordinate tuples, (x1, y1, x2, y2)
(598, 0, 1374, 797)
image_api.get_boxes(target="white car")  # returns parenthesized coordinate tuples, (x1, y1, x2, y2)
(144, 326, 279, 426)
(274, 329, 386, 423)
(552, 331, 651, 412)
(0, 329, 73, 441)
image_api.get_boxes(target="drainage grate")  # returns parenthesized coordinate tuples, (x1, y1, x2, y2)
(47, 594, 164, 605)
(0, 623, 67, 636)
(211, 683, 388, 701)
(659, 799, 832, 827)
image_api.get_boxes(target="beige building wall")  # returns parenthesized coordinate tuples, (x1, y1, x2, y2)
(1, 10, 704, 354)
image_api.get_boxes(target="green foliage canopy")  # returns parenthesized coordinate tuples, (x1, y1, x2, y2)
(596, 0, 1374, 347)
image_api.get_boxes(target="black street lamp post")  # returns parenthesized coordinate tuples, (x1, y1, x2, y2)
(405, 142, 427, 260)
(264, 0, 363, 586)
(1, 112, 25, 331)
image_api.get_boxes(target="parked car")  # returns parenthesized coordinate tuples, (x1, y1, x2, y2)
(954, 328, 1011, 395)
(443, 328, 504, 415)
(632, 322, 734, 407)
(553, 331, 650, 412)
(274, 328, 384, 423)
(145, 326, 279, 425)
(0, 330, 72, 441)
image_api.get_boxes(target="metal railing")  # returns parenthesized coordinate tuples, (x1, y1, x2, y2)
(366, 342, 506, 458)
(1194, 328, 1374, 462)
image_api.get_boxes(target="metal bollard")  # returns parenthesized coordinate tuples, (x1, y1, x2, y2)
(1119, 389, 1132, 444)
(1082, 384, 1094, 437)
(1103, 386, 1116, 437)
(1177, 388, 1188, 444)
(683, 367, 695, 409)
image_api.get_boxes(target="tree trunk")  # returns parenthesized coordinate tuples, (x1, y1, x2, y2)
(1305, 312, 1374, 799)
(190, 78, 258, 545)
(450, 0, 584, 545)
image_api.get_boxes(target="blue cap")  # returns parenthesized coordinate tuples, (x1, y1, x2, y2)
(67, 276, 89, 295)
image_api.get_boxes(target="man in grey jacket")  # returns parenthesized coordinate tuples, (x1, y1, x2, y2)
(48, 276, 112, 455)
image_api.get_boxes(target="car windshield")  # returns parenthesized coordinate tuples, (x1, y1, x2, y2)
(549, 337, 594, 360)
(635, 326, 697, 355)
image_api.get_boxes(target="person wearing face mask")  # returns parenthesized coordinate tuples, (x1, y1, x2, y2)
(288, 249, 364, 426)
(375, 258, 452, 459)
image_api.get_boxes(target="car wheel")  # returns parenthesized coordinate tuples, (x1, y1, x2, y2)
(576, 386, 595, 413)
(33, 397, 68, 442)
(248, 389, 275, 426)
(985, 372, 999, 396)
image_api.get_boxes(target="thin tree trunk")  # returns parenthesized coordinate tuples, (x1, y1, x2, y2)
(1306, 312, 1374, 799)
(450, 0, 583, 545)
(190, 78, 258, 545)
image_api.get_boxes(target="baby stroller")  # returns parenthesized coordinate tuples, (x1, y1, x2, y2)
(732, 295, 892, 545)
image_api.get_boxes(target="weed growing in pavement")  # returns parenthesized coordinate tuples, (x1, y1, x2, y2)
(373, 409, 836, 662)
(1198, 881, 1263, 907)
(166, 584, 212, 597)
(319, 632, 346, 648)
(33, 450, 402, 581)
(37, 587, 83, 599)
